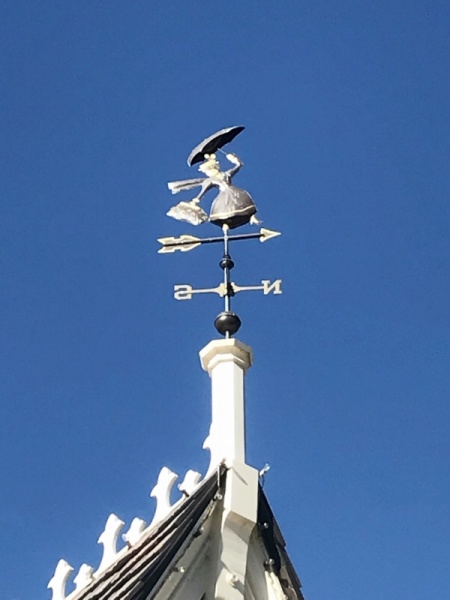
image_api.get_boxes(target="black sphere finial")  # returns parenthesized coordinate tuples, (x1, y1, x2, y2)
(214, 311, 241, 337)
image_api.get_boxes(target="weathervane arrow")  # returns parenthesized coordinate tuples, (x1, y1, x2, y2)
(158, 227, 281, 254)
(173, 279, 282, 301)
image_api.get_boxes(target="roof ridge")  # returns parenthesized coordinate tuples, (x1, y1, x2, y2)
(48, 456, 223, 600)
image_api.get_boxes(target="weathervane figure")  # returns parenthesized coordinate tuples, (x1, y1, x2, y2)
(158, 125, 282, 338)
(166, 126, 259, 229)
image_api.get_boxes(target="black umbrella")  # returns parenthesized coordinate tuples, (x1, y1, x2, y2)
(187, 125, 245, 166)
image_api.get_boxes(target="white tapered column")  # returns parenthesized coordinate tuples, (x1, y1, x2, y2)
(201, 339, 258, 598)
(200, 338, 253, 465)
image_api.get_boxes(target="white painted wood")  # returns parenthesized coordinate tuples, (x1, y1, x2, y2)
(122, 517, 146, 547)
(47, 559, 73, 600)
(245, 530, 288, 600)
(96, 514, 125, 575)
(214, 460, 259, 600)
(203, 422, 223, 476)
(178, 469, 202, 496)
(149, 466, 179, 527)
(141, 486, 292, 600)
(200, 339, 253, 467)
(199, 339, 263, 598)
(153, 506, 220, 600)
(73, 564, 94, 593)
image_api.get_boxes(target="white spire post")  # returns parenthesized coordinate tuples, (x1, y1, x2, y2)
(200, 337, 259, 599)
(200, 338, 253, 465)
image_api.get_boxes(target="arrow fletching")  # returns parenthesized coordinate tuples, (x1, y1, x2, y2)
(158, 235, 202, 253)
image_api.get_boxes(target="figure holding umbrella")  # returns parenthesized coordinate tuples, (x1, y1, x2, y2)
(166, 126, 260, 230)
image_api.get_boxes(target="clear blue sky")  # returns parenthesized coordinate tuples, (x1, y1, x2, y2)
(1, 2, 450, 598)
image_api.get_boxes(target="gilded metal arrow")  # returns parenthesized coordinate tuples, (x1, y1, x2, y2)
(158, 228, 281, 254)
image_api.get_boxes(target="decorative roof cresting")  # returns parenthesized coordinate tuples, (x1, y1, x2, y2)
(48, 461, 213, 599)
(48, 419, 233, 600)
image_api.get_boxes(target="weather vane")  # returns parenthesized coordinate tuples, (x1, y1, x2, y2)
(157, 125, 282, 337)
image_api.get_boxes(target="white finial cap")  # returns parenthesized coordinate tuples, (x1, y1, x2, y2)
(200, 338, 253, 373)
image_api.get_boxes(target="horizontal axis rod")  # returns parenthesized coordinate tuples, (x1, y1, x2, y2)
(166, 231, 262, 248)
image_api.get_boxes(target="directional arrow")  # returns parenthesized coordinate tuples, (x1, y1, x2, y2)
(173, 279, 282, 300)
(158, 228, 281, 253)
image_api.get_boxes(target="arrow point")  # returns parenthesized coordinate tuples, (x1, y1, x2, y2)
(260, 228, 282, 242)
